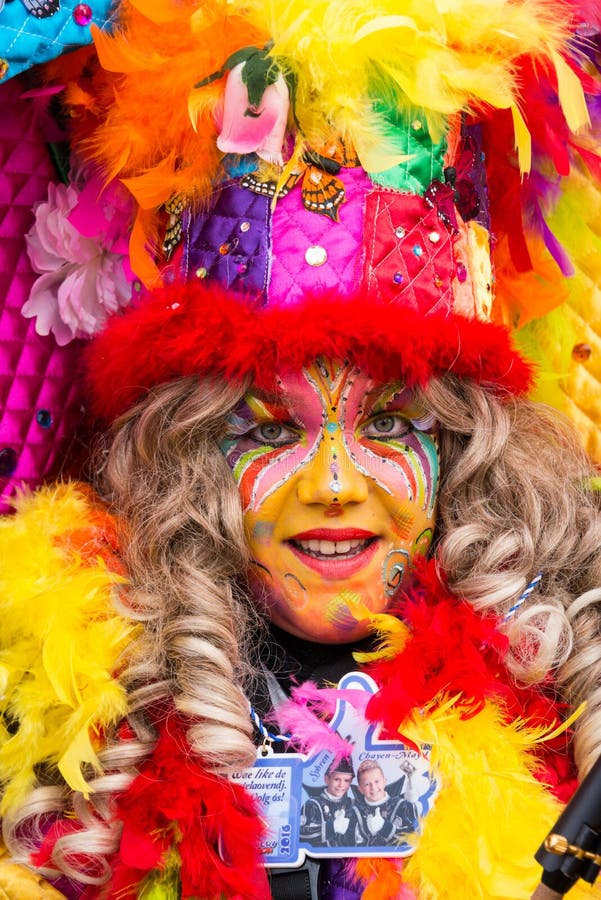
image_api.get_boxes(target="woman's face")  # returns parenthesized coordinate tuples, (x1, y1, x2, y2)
(222, 359, 439, 642)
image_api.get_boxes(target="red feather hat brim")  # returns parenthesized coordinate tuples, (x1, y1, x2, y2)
(85, 281, 534, 422)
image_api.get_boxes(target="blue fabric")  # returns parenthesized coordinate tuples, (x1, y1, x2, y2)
(0, 0, 115, 82)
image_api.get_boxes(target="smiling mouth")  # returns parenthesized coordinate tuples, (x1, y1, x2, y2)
(289, 537, 377, 559)
(286, 529, 379, 579)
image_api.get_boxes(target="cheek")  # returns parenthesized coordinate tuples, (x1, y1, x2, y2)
(351, 432, 439, 515)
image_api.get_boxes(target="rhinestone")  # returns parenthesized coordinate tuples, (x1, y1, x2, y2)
(0, 448, 17, 477)
(219, 243, 231, 255)
(393, 272, 404, 285)
(195, 267, 207, 279)
(0, 60, 8, 81)
(305, 245, 328, 267)
(237, 262, 248, 274)
(329, 481, 339, 492)
(72, 3, 93, 25)
(394, 226, 406, 239)
(411, 120, 423, 131)
(572, 343, 592, 362)
(456, 262, 467, 283)
(428, 231, 440, 244)
(412, 244, 424, 258)
(240, 221, 251, 233)
(36, 409, 53, 429)
(133, 280, 142, 292)
(433, 274, 443, 288)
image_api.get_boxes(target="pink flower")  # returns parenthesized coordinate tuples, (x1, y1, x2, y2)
(23, 176, 135, 346)
(216, 61, 289, 166)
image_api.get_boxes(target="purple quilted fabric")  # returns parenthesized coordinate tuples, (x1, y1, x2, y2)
(183, 183, 271, 298)
(269, 167, 369, 306)
(0, 76, 85, 514)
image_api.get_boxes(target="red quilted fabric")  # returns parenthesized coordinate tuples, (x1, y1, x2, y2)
(0, 76, 86, 514)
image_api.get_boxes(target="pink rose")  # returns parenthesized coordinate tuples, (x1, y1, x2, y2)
(216, 62, 289, 166)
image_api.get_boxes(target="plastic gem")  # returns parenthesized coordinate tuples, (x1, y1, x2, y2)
(36, 409, 53, 429)
(0, 448, 17, 477)
(572, 342, 592, 362)
(0, 60, 8, 81)
(394, 226, 406, 239)
(305, 245, 328, 267)
(240, 221, 251, 233)
(412, 244, 424, 258)
(428, 231, 440, 244)
(393, 272, 404, 284)
(219, 243, 231, 255)
(456, 262, 467, 283)
(72, 3, 93, 25)
(195, 267, 207, 279)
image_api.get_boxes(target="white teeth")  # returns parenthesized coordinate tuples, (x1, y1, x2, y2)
(294, 538, 371, 557)
(319, 540, 336, 555)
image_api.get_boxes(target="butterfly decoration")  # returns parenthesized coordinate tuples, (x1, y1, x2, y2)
(13, 0, 61, 18)
(163, 195, 184, 258)
(425, 137, 481, 231)
(241, 141, 360, 222)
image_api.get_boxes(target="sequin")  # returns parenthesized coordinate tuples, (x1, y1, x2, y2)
(36, 409, 53, 429)
(394, 226, 406, 239)
(412, 244, 424, 258)
(0, 60, 8, 81)
(428, 231, 440, 244)
(0, 448, 17, 477)
(72, 3, 93, 25)
(456, 262, 467, 283)
(393, 272, 404, 284)
(572, 342, 592, 362)
(195, 267, 207, 279)
(305, 245, 328, 267)
(240, 221, 251, 233)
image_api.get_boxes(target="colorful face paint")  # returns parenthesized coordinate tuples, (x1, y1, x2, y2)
(222, 359, 439, 642)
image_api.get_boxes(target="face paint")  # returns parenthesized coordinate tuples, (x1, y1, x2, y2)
(222, 359, 439, 643)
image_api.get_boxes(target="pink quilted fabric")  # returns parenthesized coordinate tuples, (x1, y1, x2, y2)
(269, 166, 369, 306)
(0, 76, 85, 514)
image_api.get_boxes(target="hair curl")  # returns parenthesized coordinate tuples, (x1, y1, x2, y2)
(5, 372, 601, 887)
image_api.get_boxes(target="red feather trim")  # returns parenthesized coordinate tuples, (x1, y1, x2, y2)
(366, 560, 577, 800)
(85, 282, 533, 422)
(108, 715, 269, 900)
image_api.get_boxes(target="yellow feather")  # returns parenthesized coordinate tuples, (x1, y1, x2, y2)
(0, 484, 138, 814)
(398, 699, 595, 898)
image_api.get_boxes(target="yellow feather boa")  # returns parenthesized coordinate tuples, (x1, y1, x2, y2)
(0, 484, 138, 814)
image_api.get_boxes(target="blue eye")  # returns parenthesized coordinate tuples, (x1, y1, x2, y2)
(362, 414, 411, 439)
(250, 422, 299, 446)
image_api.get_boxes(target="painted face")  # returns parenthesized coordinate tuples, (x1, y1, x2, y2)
(358, 767, 387, 803)
(222, 359, 439, 643)
(324, 771, 353, 798)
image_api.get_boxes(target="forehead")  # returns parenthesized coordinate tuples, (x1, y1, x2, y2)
(245, 358, 411, 412)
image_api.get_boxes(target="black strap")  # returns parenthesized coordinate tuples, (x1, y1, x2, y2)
(269, 859, 320, 900)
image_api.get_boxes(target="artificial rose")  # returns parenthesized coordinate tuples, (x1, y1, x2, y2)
(23, 177, 135, 346)
(216, 61, 289, 166)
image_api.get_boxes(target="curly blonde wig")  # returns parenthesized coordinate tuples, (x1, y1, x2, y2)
(4, 371, 601, 887)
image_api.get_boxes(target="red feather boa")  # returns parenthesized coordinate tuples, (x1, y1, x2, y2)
(85, 283, 533, 422)
(366, 560, 577, 800)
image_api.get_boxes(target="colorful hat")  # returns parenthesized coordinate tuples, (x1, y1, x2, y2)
(40, 0, 601, 426)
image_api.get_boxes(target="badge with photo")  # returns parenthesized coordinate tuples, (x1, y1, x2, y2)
(233, 672, 438, 867)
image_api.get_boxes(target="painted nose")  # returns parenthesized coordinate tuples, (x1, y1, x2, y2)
(296, 432, 369, 506)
